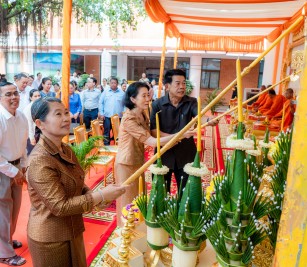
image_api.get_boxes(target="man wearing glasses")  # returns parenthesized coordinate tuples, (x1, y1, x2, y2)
(0, 82, 28, 266)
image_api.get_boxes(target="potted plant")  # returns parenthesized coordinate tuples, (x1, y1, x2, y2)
(185, 80, 194, 95)
(204, 88, 226, 115)
(70, 136, 104, 174)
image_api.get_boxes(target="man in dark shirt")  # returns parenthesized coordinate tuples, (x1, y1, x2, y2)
(150, 69, 217, 192)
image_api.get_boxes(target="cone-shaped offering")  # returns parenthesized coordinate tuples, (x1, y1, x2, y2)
(156, 151, 210, 267)
(204, 116, 276, 266)
(135, 113, 169, 250)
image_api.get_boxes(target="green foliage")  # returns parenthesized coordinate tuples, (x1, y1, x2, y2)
(204, 88, 226, 114)
(70, 136, 103, 173)
(0, 0, 146, 46)
(185, 80, 194, 95)
(267, 130, 293, 249)
(78, 74, 89, 88)
(48, 75, 58, 86)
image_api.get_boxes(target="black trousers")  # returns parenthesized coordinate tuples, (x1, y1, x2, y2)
(103, 117, 111, 145)
(83, 108, 98, 129)
(163, 162, 189, 193)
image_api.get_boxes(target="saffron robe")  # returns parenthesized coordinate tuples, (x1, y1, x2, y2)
(270, 99, 295, 131)
(263, 95, 286, 119)
(258, 95, 273, 113)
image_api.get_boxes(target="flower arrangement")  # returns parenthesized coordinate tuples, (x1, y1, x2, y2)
(121, 202, 142, 222)
(203, 122, 276, 267)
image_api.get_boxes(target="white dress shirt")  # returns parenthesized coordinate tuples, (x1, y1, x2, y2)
(0, 104, 28, 177)
(23, 102, 36, 141)
(14, 83, 30, 112)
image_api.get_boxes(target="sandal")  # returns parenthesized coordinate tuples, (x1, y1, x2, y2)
(12, 240, 22, 249)
(0, 255, 26, 266)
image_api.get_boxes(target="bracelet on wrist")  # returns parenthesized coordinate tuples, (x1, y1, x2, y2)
(98, 189, 105, 202)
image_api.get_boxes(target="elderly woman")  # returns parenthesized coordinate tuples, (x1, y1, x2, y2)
(26, 97, 126, 267)
(115, 82, 194, 226)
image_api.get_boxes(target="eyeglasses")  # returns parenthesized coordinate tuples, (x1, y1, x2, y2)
(0, 91, 20, 98)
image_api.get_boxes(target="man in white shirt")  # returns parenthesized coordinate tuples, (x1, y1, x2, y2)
(14, 73, 30, 112)
(0, 81, 28, 266)
(32, 72, 42, 90)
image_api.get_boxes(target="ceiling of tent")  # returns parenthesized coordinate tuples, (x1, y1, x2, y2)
(144, 0, 306, 52)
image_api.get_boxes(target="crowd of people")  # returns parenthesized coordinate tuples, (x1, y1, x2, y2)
(0, 67, 294, 266)
(0, 69, 200, 266)
(246, 85, 296, 131)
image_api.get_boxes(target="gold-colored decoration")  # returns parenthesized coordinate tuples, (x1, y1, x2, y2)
(118, 222, 131, 266)
(148, 250, 161, 267)
(252, 238, 274, 267)
(160, 247, 173, 267)
(291, 50, 304, 70)
(293, 23, 304, 42)
(127, 208, 136, 229)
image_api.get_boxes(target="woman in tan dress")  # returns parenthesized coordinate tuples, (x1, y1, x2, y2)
(115, 82, 194, 226)
(26, 97, 126, 267)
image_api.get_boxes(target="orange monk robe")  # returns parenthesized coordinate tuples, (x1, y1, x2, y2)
(258, 95, 273, 114)
(270, 99, 295, 131)
(263, 95, 286, 119)
(252, 92, 268, 107)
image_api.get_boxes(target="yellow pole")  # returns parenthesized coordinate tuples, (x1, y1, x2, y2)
(200, 70, 301, 129)
(236, 59, 243, 122)
(173, 37, 179, 69)
(273, 13, 307, 267)
(122, 16, 303, 186)
(158, 23, 167, 98)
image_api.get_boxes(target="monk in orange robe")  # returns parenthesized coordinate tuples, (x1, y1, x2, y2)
(270, 88, 295, 131)
(250, 85, 267, 108)
(262, 89, 286, 119)
(258, 89, 275, 114)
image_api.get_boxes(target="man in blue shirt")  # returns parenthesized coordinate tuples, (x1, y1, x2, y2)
(80, 77, 101, 129)
(99, 77, 125, 145)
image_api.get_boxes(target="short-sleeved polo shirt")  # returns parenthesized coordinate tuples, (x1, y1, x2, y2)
(150, 94, 198, 169)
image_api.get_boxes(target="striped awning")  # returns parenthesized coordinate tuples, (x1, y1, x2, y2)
(145, 0, 306, 52)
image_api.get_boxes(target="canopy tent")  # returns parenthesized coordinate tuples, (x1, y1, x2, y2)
(145, 0, 306, 52)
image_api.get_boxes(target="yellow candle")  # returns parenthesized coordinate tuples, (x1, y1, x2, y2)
(281, 103, 286, 130)
(236, 58, 243, 122)
(156, 113, 161, 158)
(197, 96, 201, 152)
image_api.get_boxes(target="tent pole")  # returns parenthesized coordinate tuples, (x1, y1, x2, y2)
(173, 37, 179, 69)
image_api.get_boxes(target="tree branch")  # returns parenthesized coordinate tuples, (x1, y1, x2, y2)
(4, 0, 61, 20)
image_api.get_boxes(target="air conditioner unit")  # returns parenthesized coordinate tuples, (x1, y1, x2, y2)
(244, 88, 260, 104)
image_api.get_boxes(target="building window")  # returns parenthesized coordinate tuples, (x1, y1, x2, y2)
(127, 56, 190, 82)
(257, 59, 264, 88)
(111, 55, 117, 77)
(6, 52, 21, 81)
(200, 58, 221, 89)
